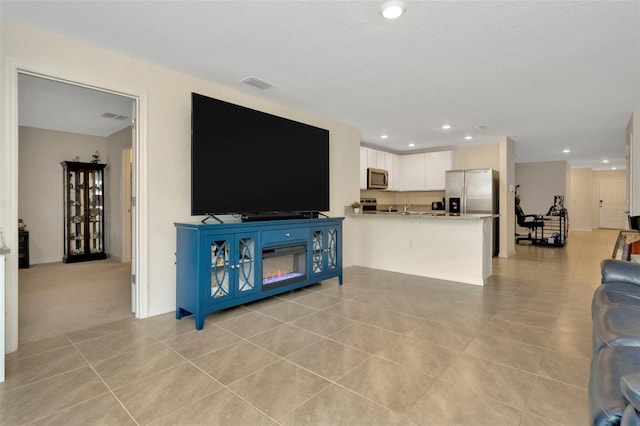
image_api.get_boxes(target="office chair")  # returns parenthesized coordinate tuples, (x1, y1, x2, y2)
(515, 196, 545, 244)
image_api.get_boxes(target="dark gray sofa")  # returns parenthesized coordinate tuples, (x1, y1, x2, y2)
(590, 259, 640, 425)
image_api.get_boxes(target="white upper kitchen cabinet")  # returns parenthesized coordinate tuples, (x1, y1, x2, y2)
(367, 148, 377, 169)
(360, 147, 368, 189)
(360, 147, 451, 192)
(424, 150, 453, 190)
(376, 151, 387, 170)
(402, 153, 426, 191)
(384, 152, 399, 191)
(391, 154, 403, 191)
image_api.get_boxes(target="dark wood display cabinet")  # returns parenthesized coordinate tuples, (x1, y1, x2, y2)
(18, 230, 29, 268)
(61, 161, 107, 263)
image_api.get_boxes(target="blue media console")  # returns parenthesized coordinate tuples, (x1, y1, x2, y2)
(175, 217, 344, 330)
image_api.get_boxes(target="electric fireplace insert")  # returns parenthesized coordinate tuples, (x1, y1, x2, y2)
(262, 243, 307, 290)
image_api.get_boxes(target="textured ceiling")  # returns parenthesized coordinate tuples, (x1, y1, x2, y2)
(3, 1, 639, 170)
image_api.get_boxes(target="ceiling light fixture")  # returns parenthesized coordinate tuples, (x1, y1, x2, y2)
(380, 1, 406, 19)
(408, 143, 415, 147)
(612, 167, 617, 170)
(562, 149, 570, 153)
(464, 136, 473, 140)
(380, 134, 388, 139)
(441, 124, 451, 130)
(602, 159, 609, 163)
(240, 76, 274, 90)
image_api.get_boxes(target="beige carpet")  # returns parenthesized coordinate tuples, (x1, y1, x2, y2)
(18, 259, 132, 344)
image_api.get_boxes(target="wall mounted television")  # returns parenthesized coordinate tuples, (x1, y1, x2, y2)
(191, 92, 330, 220)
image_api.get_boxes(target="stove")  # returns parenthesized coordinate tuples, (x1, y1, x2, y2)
(360, 198, 377, 214)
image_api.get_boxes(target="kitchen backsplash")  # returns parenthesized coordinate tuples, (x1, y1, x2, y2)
(360, 190, 445, 207)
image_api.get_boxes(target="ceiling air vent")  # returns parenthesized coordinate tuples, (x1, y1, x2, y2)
(241, 76, 275, 90)
(102, 112, 129, 120)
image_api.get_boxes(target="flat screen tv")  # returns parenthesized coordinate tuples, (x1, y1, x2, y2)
(191, 93, 330, 218)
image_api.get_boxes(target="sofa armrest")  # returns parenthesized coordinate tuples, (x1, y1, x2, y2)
(602, 259, 640, 286)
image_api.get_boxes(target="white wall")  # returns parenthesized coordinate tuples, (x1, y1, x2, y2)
(515, 161, 569, 215)
(2, 20, 360, 352)
(628, 112, 640, 215)
(499, 136, 516, 257)
(569, 168, 593, 231)
(18, 126, 107, 264)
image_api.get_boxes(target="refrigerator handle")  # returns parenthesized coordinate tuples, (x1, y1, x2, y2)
(461, 181, 466, 213)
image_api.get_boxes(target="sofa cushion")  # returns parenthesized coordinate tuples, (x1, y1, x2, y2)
(602, 259, 640, 286)
(594, 305, 640, 353)
(621, 404, 640, 426)
(592, 283, 640, 320)
(590, 346, 640, 426)
(622, 374, 640, 411)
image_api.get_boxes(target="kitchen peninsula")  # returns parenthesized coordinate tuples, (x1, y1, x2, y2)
(347, 211, 494, 285)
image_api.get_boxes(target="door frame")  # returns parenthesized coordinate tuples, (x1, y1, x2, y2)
(1, 59, 149, 358)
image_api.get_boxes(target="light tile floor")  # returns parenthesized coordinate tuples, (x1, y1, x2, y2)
(0, 229, 618, 425)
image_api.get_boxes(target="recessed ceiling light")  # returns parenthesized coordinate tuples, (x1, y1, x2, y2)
(464, 136, 473, 140)
(380, 1, 406, 19)
(562, 149, 570, 153)
(602, 159, 609, 163)
(612, 167, 617, 170)
(408, 143, 415, 147)
(441, 124, 451, 130)
(380, 134, 388, 139)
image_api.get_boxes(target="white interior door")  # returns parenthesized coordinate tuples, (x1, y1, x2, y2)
(129, 105, 136, 314)
(122, 147, 132, 263)
(599, 177, 627, 229)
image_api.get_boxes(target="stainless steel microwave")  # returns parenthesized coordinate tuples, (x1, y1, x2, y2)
(367, 168, 388, 190)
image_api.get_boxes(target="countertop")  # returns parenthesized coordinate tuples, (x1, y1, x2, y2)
(347, 210, 496, 220)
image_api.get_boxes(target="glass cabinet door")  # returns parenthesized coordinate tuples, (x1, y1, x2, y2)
(68, 168, 86, 256)
(209, 237, 233, 302)
(311, 226, 340, 276)
(311, 229, 324, 274)
(326, 227, 338, 272)
(88, 169, 103, 254)
(236, 236, 257, 296)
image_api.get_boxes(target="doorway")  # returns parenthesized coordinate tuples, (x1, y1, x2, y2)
(599, 177, 627, 229)
(16, 73, 137, 342)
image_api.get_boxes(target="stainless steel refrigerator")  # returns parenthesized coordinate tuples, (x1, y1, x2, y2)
(445, 168, 499, 256)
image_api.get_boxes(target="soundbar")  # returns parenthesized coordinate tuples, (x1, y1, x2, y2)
(240, 211, 319, 222)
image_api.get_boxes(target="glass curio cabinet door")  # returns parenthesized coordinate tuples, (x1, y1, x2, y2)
(208, 233, 258, 304)
(311, 226, 340, 276)
(61, 161, 107, 263)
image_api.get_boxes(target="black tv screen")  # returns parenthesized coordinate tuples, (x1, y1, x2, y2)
(191, 93, 330, 216)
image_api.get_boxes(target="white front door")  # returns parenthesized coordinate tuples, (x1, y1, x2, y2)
(599, 177, 627, 229)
